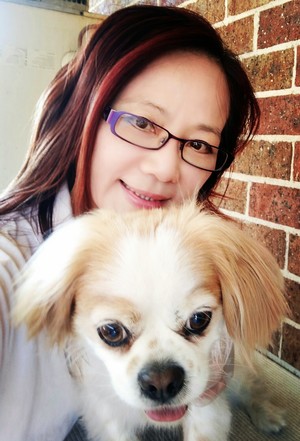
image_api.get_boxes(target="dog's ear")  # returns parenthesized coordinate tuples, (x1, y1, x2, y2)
(192, 214, 289, 360)
(13, 210, 117, 345)
(13, 220, 86, 344)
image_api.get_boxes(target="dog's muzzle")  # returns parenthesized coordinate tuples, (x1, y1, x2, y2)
(138, 361, 185, 404)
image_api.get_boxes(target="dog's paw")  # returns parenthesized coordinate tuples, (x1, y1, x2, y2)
(245, 400, 286, 433)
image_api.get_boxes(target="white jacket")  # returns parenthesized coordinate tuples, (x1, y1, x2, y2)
(0, 184, 78, 441)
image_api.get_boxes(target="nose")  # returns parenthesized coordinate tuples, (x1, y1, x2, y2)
(138, 361, 185, 403)
(140, 139, 181, 183)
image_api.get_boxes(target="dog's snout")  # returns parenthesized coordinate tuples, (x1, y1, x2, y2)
(138, 362, 185, 403)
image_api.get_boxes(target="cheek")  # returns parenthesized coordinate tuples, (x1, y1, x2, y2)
(179, 167, 212, 200)
(91, 124, 140, 179)
(90, 128, 126, 198)
(90, 127, 118, 207)
(91, 127, 115, 176)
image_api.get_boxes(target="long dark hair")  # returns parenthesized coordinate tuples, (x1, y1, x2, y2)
(0, 5, 259, 234)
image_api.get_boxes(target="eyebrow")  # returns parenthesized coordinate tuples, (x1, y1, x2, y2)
(117, 99, 165, 115)
(117, 99, 222, 137)
(195, 123, 222, 137)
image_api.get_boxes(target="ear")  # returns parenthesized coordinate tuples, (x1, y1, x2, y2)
(13, 220, 85, 344)
(200, 216, 289, 360)
(13, 210, 117, 345)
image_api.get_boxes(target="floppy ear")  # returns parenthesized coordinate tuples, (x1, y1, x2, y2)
(199, 216, 289, 360)
(13, 210, 117, 345)
(13, 220, 86, 344)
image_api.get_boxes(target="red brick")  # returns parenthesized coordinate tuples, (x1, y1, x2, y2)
(243, 49, 294, 92)
(288, 234, 300, 277)
(240, 222, 286, 268)
(160, 0, 183, 5)
(249, 184, 300, 228)
(281, 322, 300, 370)
(228, 0, 269, 16)
(218, 16, 254, 55)
(257, 95, 300, 136)
(294, 142, 300, 182)
(285, 279, 300, 323)
(258, 0, 300, 49)
(214, 178, 248, 213)
(268, 330, 281, 358)
(234, 140, 292, 180)
(296, 46, 300, 87)
(185, 0, 225, 23)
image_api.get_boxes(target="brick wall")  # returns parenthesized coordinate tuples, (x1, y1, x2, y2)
(89, 0, 300, 374)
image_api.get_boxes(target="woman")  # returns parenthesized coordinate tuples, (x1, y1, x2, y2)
(0, 5, 259, 441)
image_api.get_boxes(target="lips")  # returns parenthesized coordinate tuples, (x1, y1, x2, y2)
(123, 181, 156, 202)
(145, 405, 187, 422)
(121, 180, 170, 209)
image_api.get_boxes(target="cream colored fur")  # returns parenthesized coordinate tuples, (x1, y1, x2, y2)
(14, 203, 288, 441)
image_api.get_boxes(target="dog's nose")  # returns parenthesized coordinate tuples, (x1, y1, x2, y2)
(138, 362, 185, 403)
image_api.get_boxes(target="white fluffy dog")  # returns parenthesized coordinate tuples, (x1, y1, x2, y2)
(14, 203, 288, 441)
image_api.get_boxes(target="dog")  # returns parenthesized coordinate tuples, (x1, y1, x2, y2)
(14, 203, 288, 441)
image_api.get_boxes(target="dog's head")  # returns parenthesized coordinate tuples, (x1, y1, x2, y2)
(14, 203, 287, 422)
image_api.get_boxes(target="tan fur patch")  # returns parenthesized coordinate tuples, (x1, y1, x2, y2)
(126, 356, 141, 375)
(148, 339, 158, 350)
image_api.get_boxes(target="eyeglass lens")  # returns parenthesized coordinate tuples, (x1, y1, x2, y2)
(113, 112, 227, 171)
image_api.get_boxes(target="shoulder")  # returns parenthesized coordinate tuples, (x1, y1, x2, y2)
(0, 213, 40, 370)
(0, 211, 41, 264)
(0, 213, 41, 322)
(0, 182, 74, 300)
(0, 182, 73, 257)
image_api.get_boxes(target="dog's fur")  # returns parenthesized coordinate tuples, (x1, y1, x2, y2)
(14, 203, 288, 441)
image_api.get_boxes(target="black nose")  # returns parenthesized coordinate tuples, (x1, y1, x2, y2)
(138, 361, 185, 403)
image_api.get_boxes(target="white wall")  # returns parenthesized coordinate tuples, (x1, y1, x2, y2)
(0, 1, 100, 191)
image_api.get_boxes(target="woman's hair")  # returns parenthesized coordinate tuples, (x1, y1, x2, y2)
(0, 5, 260, 234)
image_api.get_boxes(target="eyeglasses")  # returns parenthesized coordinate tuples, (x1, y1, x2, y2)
(103, 107, 231, 172)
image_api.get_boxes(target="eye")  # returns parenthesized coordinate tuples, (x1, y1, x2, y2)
(135, 116, 150, 129)
(97, 322, 130, 347)
(186, 140, 214, 154)
(184, 311, 212, 336)
(132, 116, 156, 133)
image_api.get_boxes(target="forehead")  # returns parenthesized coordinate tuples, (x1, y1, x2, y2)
(113, 51, 229, 137)
(81, 221, 220, 316)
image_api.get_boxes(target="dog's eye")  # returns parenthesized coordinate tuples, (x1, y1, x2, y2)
(184, 311, 212, 336)
(97, 323, 130, 347)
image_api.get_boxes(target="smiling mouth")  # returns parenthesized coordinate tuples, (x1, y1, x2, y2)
(121, 181, 168, 203)
(145, 405, 187, 422)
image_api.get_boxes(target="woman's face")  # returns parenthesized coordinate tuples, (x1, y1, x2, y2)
(90, 52, 229, 212)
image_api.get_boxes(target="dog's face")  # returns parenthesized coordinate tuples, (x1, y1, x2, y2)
(14, 203, 287, 423)
(72, 225, 228, 420)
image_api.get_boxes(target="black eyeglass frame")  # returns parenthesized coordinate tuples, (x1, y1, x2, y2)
(103, 107, 232, 172)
